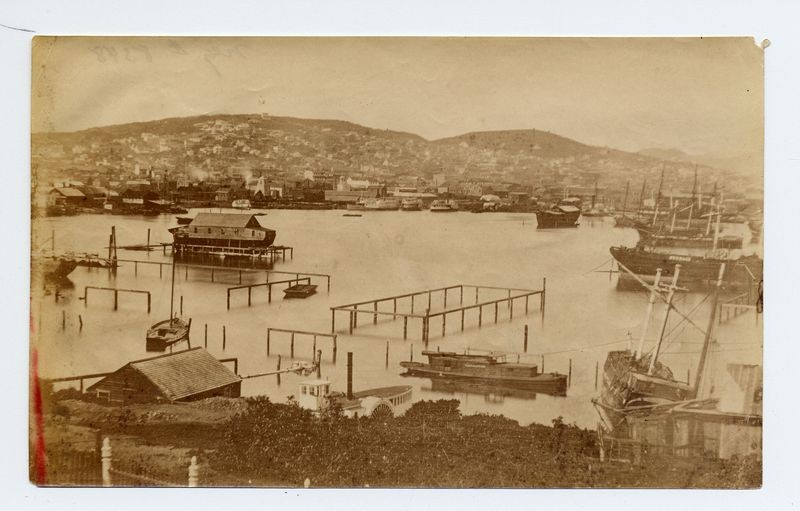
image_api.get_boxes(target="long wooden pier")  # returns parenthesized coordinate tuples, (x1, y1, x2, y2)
(83, 286, 151, 312)
(266, 328, 338, 360)
(330, 281, 546, 343)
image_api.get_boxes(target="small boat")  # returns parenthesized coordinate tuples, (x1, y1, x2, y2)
(176, 216, 193, 225)
(146, 317, 191, 352)
(146, 254, 192, 352)
(429, 199, 459, 212)
(400, 198, 422, 211)
(342, 213, 362, 217)
(401, 351, 567, 394)
(283, 283, 318, 299)
(231, 199, 252, 210)
(32, 254, 79, 281)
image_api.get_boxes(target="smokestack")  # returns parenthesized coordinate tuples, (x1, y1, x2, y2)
(346, 352, 353, 400)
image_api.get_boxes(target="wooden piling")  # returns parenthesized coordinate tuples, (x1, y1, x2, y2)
(541, 355, 545, 373)
(373, 301, 378, 325)
(403, 316, 408, 339)
(444, 288, 448, 308)
(494, 302, 498, 323)
(113, 290, 118, 310)
(427, 291, 431, 310)
(441, 314, 446, 337)
(277, 355, 282, 385)
(290, 332, 295, 358)
(349, 311, 354, 335)
(204, 324, 208, 349)
(331, 310, 335, 334)
(568, 359, 572, 387)
(180, 295, 183, 315)
(146, 228, 150, 249)
(410, 344, 413, 363)
(385, 341, 389, 368)
(312, 336, 317, 359)
(461, 309, 465, 331)
(78, 314, 83, 331)
(222, 326, 226, 351)
(478, 305, 483, 326)
(541, 277, 547, 313)
(62, 310, 66, 330)
(524, 324, 528, 352)
(510, 299, 514, 320)
(267, 329, 271, 355)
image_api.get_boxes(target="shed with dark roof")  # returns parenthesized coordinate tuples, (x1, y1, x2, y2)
(86, 348, 241, 404)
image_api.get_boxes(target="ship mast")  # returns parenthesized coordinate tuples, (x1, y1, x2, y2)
(637, 179, 647, 220)
(169, 256, 176, 327)
(652, 164, 665, 225)
(648, 265, 682, 374)
(692, 263, 726, 398)
(687, 165, 697, 229)
(621, 181, 630, 219)
(635, 268, 663, 359)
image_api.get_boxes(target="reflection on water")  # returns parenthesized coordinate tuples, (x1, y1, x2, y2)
(31, 211, 762, 428)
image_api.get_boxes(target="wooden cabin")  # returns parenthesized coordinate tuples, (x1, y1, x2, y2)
(170, 213, 277, 255)
(86, 348, 241, 404)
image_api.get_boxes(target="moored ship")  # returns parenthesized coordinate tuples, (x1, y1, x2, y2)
(400, 198, 422, 211)
(362, 197, 400, 210)
(429, 199, 459, 212)
(535, 204, 580, 228)
(401, 351, 567, 394)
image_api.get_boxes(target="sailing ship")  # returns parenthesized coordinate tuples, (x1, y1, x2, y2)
(400, 350, 567, 394)
(146, 257, 191, 352)
(593, 263, 722, 433)
(429, 199, 459, 212)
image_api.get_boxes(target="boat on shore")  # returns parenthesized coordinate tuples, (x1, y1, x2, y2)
(429, 199, 459, 212)
(400, 351, 567, 394)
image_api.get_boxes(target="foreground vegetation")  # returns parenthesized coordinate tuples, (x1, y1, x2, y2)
(38, 393, 761, 488)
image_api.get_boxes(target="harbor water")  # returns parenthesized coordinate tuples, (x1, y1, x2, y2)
(31, 210, 762, 429)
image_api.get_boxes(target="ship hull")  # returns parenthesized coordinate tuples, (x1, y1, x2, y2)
(33, 256, 79, 281)
(400, 361, 567, 394)
(610, 246, 762, 287)
(535, 210, 580, 228)
(146, 318, 190, 352)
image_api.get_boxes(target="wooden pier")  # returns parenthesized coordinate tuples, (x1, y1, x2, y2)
(83, 286, 151, 312)
(330, 281, 546, 343)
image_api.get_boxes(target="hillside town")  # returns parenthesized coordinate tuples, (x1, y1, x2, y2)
(33, 114, 762, 216)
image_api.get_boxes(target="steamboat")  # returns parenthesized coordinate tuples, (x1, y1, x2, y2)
(401, 350, 567, 394)
(429, 199, 459, 212)
(535, 204, 581, 228)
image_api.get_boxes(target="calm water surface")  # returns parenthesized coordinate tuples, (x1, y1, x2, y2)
(31, 210, 762, 428)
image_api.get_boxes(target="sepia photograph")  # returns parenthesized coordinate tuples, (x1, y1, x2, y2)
(27, 35, 765, 489)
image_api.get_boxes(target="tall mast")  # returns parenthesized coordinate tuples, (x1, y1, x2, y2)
(637, 179, 647, 219)
(687, 165, 697, 228)
(635, 268, 663, 359)
(652, 164, 665, 224)
(649, 265, 682, 374)
(670, 202, 678, 233)
(621, 181, 630, 219)
(712, 197, 722, 251)
(169, 257, 176, 326)
(692, 264, 726, 398)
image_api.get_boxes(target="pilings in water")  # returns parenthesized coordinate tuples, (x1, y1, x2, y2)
(83, 286, 151, 312)
(329, 282, 546, 344)
(266, 328, 338, 361)
(227, 277, 313, 309)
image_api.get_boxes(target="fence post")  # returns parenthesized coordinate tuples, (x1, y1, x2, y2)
(188, 456, 199, 487)
(101, 437, 112, 487)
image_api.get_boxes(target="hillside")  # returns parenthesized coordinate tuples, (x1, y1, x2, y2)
(31, 113, 752, 195)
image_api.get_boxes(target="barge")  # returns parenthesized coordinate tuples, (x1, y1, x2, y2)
(169, 213, 276, 259)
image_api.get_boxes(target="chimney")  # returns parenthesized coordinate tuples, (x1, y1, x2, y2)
(346, 352, 353, 400)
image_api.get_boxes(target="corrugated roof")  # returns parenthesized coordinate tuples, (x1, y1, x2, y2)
(190, 212, 261, 228)
(130, 348, 241, 401)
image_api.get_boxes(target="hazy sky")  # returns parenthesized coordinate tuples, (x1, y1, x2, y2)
(32, 37, 763, 157)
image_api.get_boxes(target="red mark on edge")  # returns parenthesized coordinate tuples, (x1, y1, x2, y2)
(32, 348, 47, 485)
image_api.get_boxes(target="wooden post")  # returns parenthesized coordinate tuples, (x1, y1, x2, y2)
(268, 283, 272, 303)
(475, 287, 479, 304)
(267, 329, 271, 355)
(427, 291, 431, 310)
(687, 368, 691, 385)
(333, 334, 338, 356)
(403, 316, 408, 340)
(159, 263, 163, 279)
(146, 228, 150, 249)
(101, 437, 112, 487)
(349, 311, 354, 334)
(510, 298, 514, 320)
(461, 309, 465, 331)
(460, 285, 463, 305)
(524, 324, 528, 352)
(373, 301, 378, 325)
(441, 314, 446, 337)
(507, 289, 511, 309)
(62, 310, 66, 330)
(290, 332, 295, 358)
(312, 336, 317, 359)
(276, 355, 281, 385)
(385, 341, 389, 368)
(353, 305, 358, 328)
(525, 295, 529, 314)
(186, 264, 189, 280)
(444, 288, 448, 308)
(247, 287, 252, 306)
(239, 270, 242, 285)
(393, 298, 397, 319)
(147, 292, 151, 313)
(541, 277, 547, 312)
(568, 359, 572, 387)
(134, 261, 138, 276)
(180, 295, 184, 315)
(114, 290, 118, 310)
(222, 326, 226, 351)
(478, 305, 483, 326)
(411, 294, 415, 313)
(494, 302, 498, 323)
(331, 310, 335, 334)
(410, 344, 413, 363)
(541, 355, 545, 372)
(78, 314, 83, 331)
(226, 289, 230, 310)
(204, 324, 208, 348)
(327, 276, 330, 293)
(188, 456, 199, 487)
